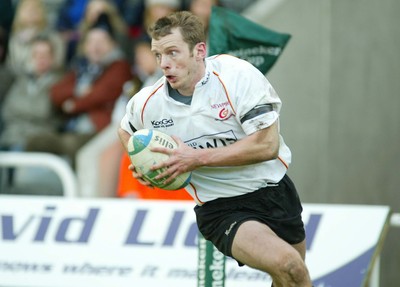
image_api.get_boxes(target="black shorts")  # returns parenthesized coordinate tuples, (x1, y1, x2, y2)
(194, 174, 305, 259)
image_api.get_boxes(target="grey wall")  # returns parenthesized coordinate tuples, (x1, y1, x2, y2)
(244, 0, 400, 286)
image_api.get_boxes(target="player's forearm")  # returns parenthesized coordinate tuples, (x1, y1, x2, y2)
(198, 140, 278, 167)
(197, 125, 279, 167)
(118, 127, 131, 152)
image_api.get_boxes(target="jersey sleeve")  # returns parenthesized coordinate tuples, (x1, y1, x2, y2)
(231, 60, 282, 135)
(120, 86, 152, 135)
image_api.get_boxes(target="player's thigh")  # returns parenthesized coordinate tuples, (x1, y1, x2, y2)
(291, 239, 306, 260)
(231, 220, 304, 273)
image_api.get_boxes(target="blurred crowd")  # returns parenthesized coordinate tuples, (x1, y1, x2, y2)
(0, 0, 251, 194)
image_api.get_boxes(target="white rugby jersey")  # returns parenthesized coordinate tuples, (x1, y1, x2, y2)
(121, 54, 292, 205)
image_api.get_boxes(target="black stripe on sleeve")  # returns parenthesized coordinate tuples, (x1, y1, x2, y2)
(240, 104, 274, 124)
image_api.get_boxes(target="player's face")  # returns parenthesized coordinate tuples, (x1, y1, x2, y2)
(151, 28, 206, 96)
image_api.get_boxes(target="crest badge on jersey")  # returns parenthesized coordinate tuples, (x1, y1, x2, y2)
(217, 107, 233, 121)
(211, 101, 234, 121)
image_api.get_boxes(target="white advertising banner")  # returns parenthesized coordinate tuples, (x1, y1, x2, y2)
(0, 195, 390, 287)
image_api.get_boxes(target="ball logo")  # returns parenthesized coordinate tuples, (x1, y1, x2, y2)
(128, 129, 192, 190)
(154, 135, 175, 149)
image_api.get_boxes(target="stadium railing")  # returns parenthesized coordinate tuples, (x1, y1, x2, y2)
(0, 151, 78, 197)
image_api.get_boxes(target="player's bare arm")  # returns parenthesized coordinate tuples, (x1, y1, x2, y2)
(118, 127, 131, 152)
(152, 121, 279, 182)
(201, 121, 280, 166)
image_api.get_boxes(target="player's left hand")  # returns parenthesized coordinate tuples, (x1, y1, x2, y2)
(150, 136, 200, 184)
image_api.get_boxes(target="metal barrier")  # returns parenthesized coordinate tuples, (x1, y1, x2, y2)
(0, 152, 78, 197)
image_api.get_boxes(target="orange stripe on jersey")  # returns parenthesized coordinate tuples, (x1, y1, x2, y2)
(278, 156, 289, 169)
(141, 83, 164, 124)
(191, 183, 205, 205)
(212, 71, 236, 115)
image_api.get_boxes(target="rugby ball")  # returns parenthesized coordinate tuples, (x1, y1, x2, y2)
(127, 129, 192, 190)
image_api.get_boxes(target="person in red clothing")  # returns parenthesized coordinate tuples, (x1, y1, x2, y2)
(27, 13, 132, 168)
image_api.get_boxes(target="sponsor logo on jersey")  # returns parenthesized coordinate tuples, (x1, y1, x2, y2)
(200, 71, 210, 86)
(210, 101, 230, 109)
(185, 130, 238, 149)
(151, 118, 174, 128)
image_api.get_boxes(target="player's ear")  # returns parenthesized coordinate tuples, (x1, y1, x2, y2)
(194, 42, 207, 60)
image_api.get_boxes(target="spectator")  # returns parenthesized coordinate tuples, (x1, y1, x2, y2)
(0, 35, 62, 152)
(0, 66, 14, 115)
(55, 0, 144, 63)
(119, 0, 146, 39)
(75, 34, 162, 198)
(142, 0, 181, 34)
(6, 0, 65, 76)
(75, 76, 141, 198)
(75, 0, 130, 61)
(188, 0, 220, 36)
(0, 0, 15, 63)
(41, 0, 68, 28)
(132, 36, 163, 88)
(26, 13, 132, 168)
(0, 0, 16, 117)
(55, 0, 89, 63)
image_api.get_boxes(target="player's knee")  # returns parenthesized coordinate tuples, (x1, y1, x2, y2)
(277, 256, 309, 285)
(285, 259, 309, 283)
